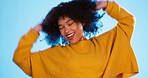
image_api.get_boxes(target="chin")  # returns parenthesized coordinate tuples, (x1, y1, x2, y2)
(69, 40, 78, 44)
(70, 42, 76, 44)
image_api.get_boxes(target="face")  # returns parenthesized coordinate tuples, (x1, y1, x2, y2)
(58, 17, 85, 44)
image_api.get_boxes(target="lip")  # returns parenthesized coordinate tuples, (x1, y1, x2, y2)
(67, 33, 75, 41)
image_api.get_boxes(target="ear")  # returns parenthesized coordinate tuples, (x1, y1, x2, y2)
(82, 23, 85, 27)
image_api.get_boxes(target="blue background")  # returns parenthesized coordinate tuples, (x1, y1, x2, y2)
(1, 0, 148, 78)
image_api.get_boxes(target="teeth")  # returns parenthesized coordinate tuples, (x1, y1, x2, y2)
(67, 33, 74, 38)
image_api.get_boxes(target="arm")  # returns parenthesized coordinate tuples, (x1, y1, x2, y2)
(106, 1, 135, 40)
(96, 1, 135, 40)
(95, 1, 137, 77)
(13, 25, 42, 76)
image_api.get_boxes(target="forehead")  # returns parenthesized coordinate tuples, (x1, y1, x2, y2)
(58, 17, 71, 23)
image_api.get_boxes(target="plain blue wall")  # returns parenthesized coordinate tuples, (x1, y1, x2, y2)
(1, 0, 148, 78)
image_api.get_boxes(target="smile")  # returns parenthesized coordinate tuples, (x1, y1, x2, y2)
(66, 33, 75, 39)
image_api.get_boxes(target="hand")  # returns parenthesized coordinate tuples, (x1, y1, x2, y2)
(96, 0, 108, 10)
(33, 24, 42, 32)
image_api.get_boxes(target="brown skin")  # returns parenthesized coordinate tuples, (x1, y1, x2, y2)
(33, 1, 108, 44)
(58, 17, 85, 43)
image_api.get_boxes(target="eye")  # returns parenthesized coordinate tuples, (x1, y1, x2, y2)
(67, 21, 75, 26)
(59, 26, 64, 30)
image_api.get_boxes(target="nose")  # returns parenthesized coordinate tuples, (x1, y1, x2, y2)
(65, 25, 70, 33)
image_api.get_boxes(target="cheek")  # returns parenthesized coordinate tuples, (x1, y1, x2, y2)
(79, 25, 83, 30)
(60, 30, 65, 37)
(75, 24, 83, 33)
(73, 23, 82, 30)
(60, 30, 70, 40)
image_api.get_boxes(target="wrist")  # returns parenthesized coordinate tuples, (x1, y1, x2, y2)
(33, 24, 42, 33)
(102, 1, 108, 10)
(96, 1, 108, 10)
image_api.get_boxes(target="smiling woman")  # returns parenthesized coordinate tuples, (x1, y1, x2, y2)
(13, 0, 139, 78)
(41, 0, 103, 46)
(58, 17, 85, 44)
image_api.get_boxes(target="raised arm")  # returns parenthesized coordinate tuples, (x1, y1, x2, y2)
(95, 1, 137, 77)
(96, 1, 135, 40)
(13, 25, 41, 76)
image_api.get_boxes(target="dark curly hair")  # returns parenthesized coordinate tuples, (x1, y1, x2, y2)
(41, 0, 105, 47)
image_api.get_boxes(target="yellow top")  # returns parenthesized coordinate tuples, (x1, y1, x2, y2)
(13, 1, 139, 78)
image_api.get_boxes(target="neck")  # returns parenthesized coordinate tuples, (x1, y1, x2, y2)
(80, 35, 86, 41)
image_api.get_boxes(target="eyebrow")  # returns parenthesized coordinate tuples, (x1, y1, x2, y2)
(58, 19, 71, 26)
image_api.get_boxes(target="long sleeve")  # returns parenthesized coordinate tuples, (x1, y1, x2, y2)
(12, 1, 138, 78)
(106, 1, 135, 40)
(94, 1, 138, 78)
(13, 29, 39, 76)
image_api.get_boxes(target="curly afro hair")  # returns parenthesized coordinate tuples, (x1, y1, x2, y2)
(41, 0, 104, 47)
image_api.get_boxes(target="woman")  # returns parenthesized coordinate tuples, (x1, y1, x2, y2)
(13, 0, 139, 78)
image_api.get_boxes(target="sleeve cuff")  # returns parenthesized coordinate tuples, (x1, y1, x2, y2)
(105, 1, 112, 14)
(24, 28, 39, 42)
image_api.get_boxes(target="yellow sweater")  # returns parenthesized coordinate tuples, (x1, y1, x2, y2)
(13, 2, 139, 78)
